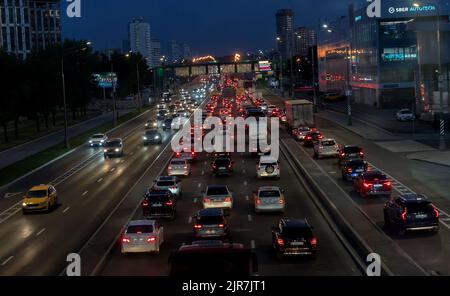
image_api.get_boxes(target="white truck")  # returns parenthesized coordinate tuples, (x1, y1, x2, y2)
(284, 100, 314, 130)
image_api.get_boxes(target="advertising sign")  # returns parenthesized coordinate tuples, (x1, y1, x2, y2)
(93, 72, 118, 88)
(258, 60, 272, 72)
(380, 0, 441, 18)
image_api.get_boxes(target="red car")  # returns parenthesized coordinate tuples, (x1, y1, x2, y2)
(354, 171, 392, 197)
(303, 131, 323, 146)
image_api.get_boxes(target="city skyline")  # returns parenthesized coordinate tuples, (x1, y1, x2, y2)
(61, 0, 363, 56)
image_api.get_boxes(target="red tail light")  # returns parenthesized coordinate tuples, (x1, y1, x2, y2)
(384, 181, 392, 188)
(183, 166, 188, 169)
(341, 152, 346, 157)
(401, 207, 408, 221)
(191, 152, 195, 156)
(194, 224, 203, 229)
(147, 236, 156, 242)
(224, 197, 232, 202)
(170, 186, 177, 190)
(363, 182, 371, 189)
(218, 224, 225, 228)
(347, 168, 353, 173)
(228, 164, 232, 169)
(168, 166, 172, 170)
(122, 237, 130, 243)
(310, 237, 318, 246)
(142, 200, 149, 207)
(306, 136, 312, 140)
(176, 152, 180, 157)
(203, 198, 211, 203)
(359, 151, 364, 157)
(277, 238, 285, 246)
(255, 198, 261, 205)
(433, 206, 440, 219)
(278, 198, 285, 204)
(165, 200, 173, 206)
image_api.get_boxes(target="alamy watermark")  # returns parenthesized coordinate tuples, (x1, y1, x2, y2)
(366, 0, 381, 18)
(66, 253, 81, 276)
(366, 253, 381, 276)
(66, 0, 82, 18)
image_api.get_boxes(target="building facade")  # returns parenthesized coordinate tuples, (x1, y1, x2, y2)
(150, 38, 161, 67)
(318, 0, 450, 113)
(129, 18, 151, 64)
(295, 26, 316, 57)
(0, 0, 61, 59)
(275, 9, 295, 59)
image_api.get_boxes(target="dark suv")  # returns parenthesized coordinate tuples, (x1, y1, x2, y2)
(212, 157, 234, 176)
(384, 194, 439, 235)
(272, 219, 317, 258)
(142, 189, 176, 219)
(338, 145, 364, 166)
(341, 159, 368, 181)
(193, 208, 230, 239)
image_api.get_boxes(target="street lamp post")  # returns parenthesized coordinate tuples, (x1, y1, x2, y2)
(60, 41, 91, 148)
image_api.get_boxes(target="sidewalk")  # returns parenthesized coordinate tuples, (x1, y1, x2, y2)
(0, 110, 131, 170)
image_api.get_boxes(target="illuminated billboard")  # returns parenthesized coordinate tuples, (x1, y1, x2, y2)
(258, 60, 272, 72)
(93, 72, 118, 88)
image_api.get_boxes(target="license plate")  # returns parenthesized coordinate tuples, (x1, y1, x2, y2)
(152, 204, 162, 207)
(374, 184, 382, 189)
(291, 242, 304, 246)
(356, 169, 363, 173)
(415, 214, 427, 219)
(219, 167, 226, 170)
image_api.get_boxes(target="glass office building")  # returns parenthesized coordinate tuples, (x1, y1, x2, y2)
(319, 0, 450, 115)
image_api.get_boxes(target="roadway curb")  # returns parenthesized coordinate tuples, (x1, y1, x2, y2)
(280, 139, 393, 276)
(0, 109, 152, 193)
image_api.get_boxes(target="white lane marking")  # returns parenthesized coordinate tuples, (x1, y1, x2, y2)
(201, 170, 205, 176)
(328, 171, 337, 174)
(248, 214, 252, 222)
(188, 217, 192, 224)
(110, 168, 116, 172)
(198, 183, 202, 188)
(130, 152, 134, 156)
(245, 195, 249, 201)
(204, 161, 207, 165)
(193, 198, 198, 203)
(63, 207, 70, 213)
(120, 159, 125, 163)
(242, 169, 246, 174)
(182, 242, 186, 246)
(242, 159, 245, 164)
(250, 240, 256, 249)
(36, 228, 46, 236)
(3, 192, 22, 199)
(1, 256, 13, 266)
(97, 178, 103, 183)
(244, 180, 248, 186)
(82, 191, 88, 196)
(441, 217, 450, 222)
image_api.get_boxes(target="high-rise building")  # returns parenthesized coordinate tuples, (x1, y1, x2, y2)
(128, 18, 151, 65)
(150, 38, 161, 67)
(275, 9, 295, 59)
(168, 39, 181, 64)
(181, 43, 191, 60)
(0, 0, 61, 60)
(295, 27, 316, 57)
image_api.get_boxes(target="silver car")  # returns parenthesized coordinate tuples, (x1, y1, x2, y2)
(202, 185, 233, 210)
(121, 220, 164, 254)
(168, 159, 191, 176)
(152, 178, 182, 198)
(314, 139, 340, 159)
(292, 127, 311, 141)
(88, 133, 108, 147)
(253, 186, 285, 213)
(257, 156, 280, 179)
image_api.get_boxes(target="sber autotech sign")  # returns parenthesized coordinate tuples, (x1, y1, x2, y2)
(381, 0, 441, 18)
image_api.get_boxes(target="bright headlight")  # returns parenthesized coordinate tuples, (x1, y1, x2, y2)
(100, 140, 104, 143)
(89, 140, 93, 143)
(143, 137, 148, 140)
(153, 123, 157, 126)
(154, 136, 160, 139)
(115, 148, 120, 152)
(103, 149, 107, 152)
(22, 202, 27, 207)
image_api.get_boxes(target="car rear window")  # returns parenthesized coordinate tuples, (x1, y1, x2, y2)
(197, 216, 224, 224)
(348, 160, 366, 167)
(344, 147, 360, 153)
(215, 159, 231, 166)
(321, 140, 336, 146)
(364, 174, 387, 181)
(126, 225, 153, 234)
(406, 203, 433, 213)
(27, 190, 47, 198)
(207, 187, 228, 195)
(298, 127, 310, 132)
(171, 160, 186, 165)
(259, 190, 280, 198)
(282, 227, 313, 239)
(156, 181, 175, 187)
(146, 194, 170, 202)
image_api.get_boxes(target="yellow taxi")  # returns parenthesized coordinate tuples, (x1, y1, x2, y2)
(22, 184, 58, 214)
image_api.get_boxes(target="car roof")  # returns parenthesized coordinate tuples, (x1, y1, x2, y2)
(92, 133, 105, 137)
(197, 208, 224, 217)
(258, 186, 280, 191)
(398, 193, 430, 204)
(157, 176, 177, 181)
(346, 159, 365, 165)
(30, 184, 50, 191)
(344, 145, 360, 149)
(106, 138, 122, 142)
(128, 220, 156, 227)
(320, 138, 335, 142)
(362, 170, 385, 177)
(206, 185, 228, 190)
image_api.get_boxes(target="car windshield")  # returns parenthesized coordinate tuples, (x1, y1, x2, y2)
(344, 147, 360, 154)
(321, 140, 336, 146)
(126, 225, 153, 234)
(197, 215, 224, 224)
(92, 134, 104, 139)
(298, 127, 310, 132)
(207, 187, 228, 195)
(282, 227, 313, 239)
(156, 181, 175, 187)
(105, 141, 120, 147)
(145, 131, 158, 136)
(259, 190, 281, 198)
(27, 190, 47, 198)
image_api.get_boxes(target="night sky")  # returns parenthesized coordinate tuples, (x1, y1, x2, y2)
(62, 0, 364, 56)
